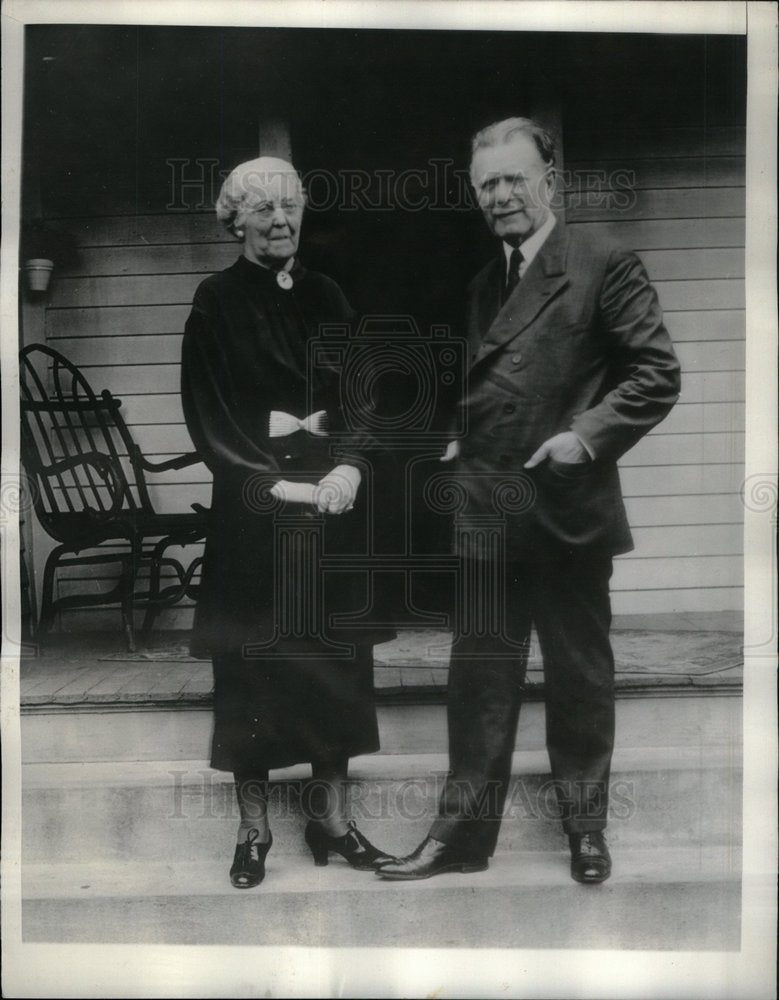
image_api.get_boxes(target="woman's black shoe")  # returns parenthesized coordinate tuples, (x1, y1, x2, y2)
(230, 828, 272, 888)
(304, 820, 395, 870)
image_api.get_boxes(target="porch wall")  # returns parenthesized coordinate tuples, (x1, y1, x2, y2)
(35, 124, 745, 628)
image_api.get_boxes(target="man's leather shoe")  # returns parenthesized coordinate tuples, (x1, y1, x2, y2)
(569, 831, 611, 884)
(375, 836, 488, 881)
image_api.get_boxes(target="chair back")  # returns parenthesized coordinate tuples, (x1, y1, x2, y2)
(19, 344, 154, 542)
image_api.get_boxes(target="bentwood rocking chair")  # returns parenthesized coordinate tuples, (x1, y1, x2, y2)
(19, 343, 208, 651)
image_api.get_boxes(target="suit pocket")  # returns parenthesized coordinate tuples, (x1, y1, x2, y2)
(481, 369, 527, 395)
(546, 456, 594, 480)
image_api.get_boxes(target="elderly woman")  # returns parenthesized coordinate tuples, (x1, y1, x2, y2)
(181, 156, 394, 888)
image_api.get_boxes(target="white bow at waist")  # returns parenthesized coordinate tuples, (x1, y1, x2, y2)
(268, 409, 329, 438)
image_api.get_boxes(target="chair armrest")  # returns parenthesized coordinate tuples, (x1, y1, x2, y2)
(132, 445, 203, 473)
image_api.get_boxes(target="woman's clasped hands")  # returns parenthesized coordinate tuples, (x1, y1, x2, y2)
(270, 464, 361, 513)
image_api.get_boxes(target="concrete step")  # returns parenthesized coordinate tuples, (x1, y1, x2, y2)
(23, 744, 742, 864)
(21, 690, 743, 763)
(22, 848, 741, 949)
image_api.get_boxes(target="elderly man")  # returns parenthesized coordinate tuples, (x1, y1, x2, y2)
(378, 118, 681, 884)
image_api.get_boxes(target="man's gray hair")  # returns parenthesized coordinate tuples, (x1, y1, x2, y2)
(471, 117, 557, 168)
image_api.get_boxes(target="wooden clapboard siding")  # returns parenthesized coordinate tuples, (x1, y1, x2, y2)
(565, 187, 744, 222)
(565, 156, 745, 190)
(42, 212, 226, 628)
(567, 123, 745, 614)
(564, 126, 745, 160)
(610, 587, 741, 616)
(624, 492, 742, 528)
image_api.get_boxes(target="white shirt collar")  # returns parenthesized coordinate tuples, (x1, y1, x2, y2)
(503, 211, 557, 275)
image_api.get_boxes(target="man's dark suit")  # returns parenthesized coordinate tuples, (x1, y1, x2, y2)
(428, 217, 681, 858)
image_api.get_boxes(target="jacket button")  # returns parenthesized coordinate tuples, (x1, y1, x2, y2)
(503, 402, 516, 414)
(511, 353, 522, 364)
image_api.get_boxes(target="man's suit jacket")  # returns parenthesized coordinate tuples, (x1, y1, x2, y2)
(452, 218, 681, 560)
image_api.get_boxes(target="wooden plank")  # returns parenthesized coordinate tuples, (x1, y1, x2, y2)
(663, 310, 744, 343)
(62, 593, 743, 624)
(145, 483, 212, 512)
(638, 248, 743, 281)
(46, 304, 191, 340)
(611, 554, 741, 590)
(654, 279, 744, 312)
(565, 187, 745, 223)
(50, 273, 205, 309)
(564, 156, 744, 191)
(610, 586, 741, 615)
(624, 432, 744, 468)
(110, 393, 186, 426)
(46, 292, 745, 344)
(56, 248, 744, 310)
(658, 401, 745, 435)
(68, 364, 182, 395)
(52, 481, 743, 526)
(564, 126, 746, 160)
(59, 607, 196, 631)
(674, 340, 744, 373)
(57, 560, 204, 585)
(82, 451, 746, 498)
(125, 423, 199, 456)
(52, 334, 182, 367)
(61, 585, 742, 621)
(567, 217, 745, 250)
(630, 523, 741, 558)
(59, 213, 746, 255)
(64, 213, 227, 248)
(53, 482, 212, 514)
(624, 492, 743, 527)
(58, 242, 237, 279)
(620, 463, 744, 497)
(677, 371, 745, 404)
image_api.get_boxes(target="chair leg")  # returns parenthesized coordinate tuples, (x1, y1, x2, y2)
(119, 547, 141, 653)
(140, 542, 166, 643)
(37, 545, 67, 635)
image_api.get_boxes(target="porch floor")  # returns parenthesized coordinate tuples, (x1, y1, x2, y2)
(20, 611, 743, 708)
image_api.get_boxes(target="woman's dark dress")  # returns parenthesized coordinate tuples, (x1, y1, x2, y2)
(181, 255, 391, 773)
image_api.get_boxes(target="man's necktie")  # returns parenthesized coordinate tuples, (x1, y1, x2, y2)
(503, 247, 523, 303)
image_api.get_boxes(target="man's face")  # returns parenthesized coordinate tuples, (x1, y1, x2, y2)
(470, 133, 555, 246)
(239, 172, 305, 266)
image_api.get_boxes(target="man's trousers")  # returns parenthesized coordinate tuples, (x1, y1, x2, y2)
(430, 550, 616, 858)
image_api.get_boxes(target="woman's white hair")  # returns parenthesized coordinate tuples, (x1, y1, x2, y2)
(215, 156, 305, 235)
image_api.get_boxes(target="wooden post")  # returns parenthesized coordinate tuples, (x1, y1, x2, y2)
(258, 119, 292, 161)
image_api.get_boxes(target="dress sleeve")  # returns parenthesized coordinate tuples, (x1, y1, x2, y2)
(181, 284, 280, 482)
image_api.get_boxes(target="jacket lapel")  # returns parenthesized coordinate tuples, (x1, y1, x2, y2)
(468, 257, 503, 360)
(469, 220, 570, 370)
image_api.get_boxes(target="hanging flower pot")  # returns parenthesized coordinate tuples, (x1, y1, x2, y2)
(24, 258, 54, 292)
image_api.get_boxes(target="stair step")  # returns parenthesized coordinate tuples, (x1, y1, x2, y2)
(23, 746, 742, 863)
(21, 690, 743, 763)
(22, 848, 741, 950)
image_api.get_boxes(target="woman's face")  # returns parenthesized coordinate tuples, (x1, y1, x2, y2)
(240, 174, 305, 267)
